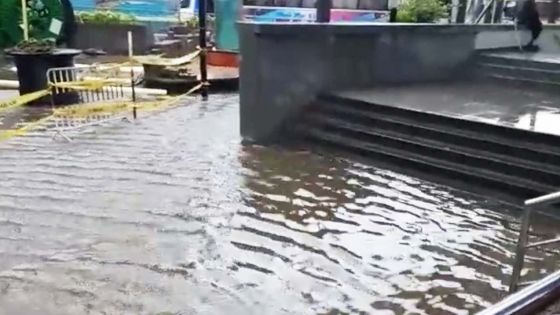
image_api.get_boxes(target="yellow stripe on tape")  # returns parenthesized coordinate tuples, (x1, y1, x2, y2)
(0, 89, 51, 111)
(50, 79, 125, 91)
(132, 84, 202, 113)
(54, 84, 202, 118)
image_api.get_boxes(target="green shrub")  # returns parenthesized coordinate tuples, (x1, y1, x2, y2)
(185, 16, 198, 29)
(78, 11, 137, 25)
(396, 0, 447, 23)
(183, 16, 216, 30)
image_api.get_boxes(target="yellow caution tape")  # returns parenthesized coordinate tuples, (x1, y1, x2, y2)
(50, 79, 126, 91)
(0, 89, 51, 112)
(0, 80, 204, 142)
(132, 83, 202, 113)
(54, 83, 203, 118)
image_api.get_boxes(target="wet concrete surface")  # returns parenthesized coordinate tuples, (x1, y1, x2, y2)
(0, 89, 54, 132)
(484, 51, 560, 64)
(337, 80, 560, 136)
(0, 93, 560, 314)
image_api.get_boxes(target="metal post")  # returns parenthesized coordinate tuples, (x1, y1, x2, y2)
(490, 0, 498, 23)
(457, 0, 468, 22)
(177, 0, 182, 23)
(509, 207, 533, 293)
(389, 8, 398, 22)
(551, 0, 560, 24)
(388, 0, 398, 22)
(316, 0, 331, 23)
(475, 0, 494, 24)
(21, 0, 29, 40)
(128, 31, 137, 120)
(198, 0, 209, 100)
(493, 0, 504, 24)
(128, 31, 136, 104)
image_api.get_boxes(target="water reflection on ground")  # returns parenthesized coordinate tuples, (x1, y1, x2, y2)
(0, 94, 559, 315)
(339, 81, 560, 136)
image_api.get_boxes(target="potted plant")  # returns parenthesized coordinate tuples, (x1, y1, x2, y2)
(5, 38, 81, 105)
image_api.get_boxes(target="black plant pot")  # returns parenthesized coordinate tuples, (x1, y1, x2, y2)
(5, 48, 82, 106)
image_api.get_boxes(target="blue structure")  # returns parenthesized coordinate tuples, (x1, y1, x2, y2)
(70, 0, 177, 17)
(214, 0, 239, 51)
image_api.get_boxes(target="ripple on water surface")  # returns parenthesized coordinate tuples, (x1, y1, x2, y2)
(0, 94, 559, 315)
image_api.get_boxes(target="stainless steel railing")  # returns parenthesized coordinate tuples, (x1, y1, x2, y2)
(509, 191, 560, 293)
(479, 269, 560, 315)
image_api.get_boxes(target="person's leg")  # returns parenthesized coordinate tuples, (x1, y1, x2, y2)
(524, 22, 542, 50)
(534, 22, 543, 41)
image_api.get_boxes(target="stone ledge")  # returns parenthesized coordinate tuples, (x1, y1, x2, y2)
(238, 22, 518, 36)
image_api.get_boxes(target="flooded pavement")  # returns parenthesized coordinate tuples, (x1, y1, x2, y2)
(0, 94, 560, 314)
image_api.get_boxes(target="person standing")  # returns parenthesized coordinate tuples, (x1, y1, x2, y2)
(516, 0, 542, 50)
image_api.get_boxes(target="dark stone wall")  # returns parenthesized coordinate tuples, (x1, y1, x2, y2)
(73, 23, 152, 55)
(238, 23, 529, 143)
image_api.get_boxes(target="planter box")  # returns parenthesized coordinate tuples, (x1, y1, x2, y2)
(208, 50, 239, 68)
(73, 23, 152, 55)
(5, 49, 81, 105)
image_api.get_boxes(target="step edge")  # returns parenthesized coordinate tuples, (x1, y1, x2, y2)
(478, 62, 560, 75)
(483, 73, 560, 86)
(313, 98, 560, 157)
(305, 113, 560, 177)
(318, 94, 560, 156)
(301, 127, 554, 193)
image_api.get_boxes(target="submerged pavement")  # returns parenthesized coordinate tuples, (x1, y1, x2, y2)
(0, 94, 560, 314)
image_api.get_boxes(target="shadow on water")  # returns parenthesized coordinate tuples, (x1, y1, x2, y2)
(0, 94, 558, 314)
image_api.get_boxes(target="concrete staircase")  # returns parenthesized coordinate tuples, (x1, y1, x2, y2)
(477, 52, 560, 86)
(295, 94, 560, 202)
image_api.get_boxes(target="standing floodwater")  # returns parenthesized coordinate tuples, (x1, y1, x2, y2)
(0, 94, 559, 314)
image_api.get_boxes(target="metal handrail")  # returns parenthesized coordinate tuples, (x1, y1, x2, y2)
(475, 0, 495, 24)
(525, 191, 560, 207)
(509, 190, 560, 293)
(478, 269, 560, 315)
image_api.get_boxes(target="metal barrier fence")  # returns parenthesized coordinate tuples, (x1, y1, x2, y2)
(46, 65, 127, 106)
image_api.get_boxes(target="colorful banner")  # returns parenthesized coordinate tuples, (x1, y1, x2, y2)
(71, 1, 388, 21)
(71, 0, 178, 16)
(243, 6, 389, 23)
